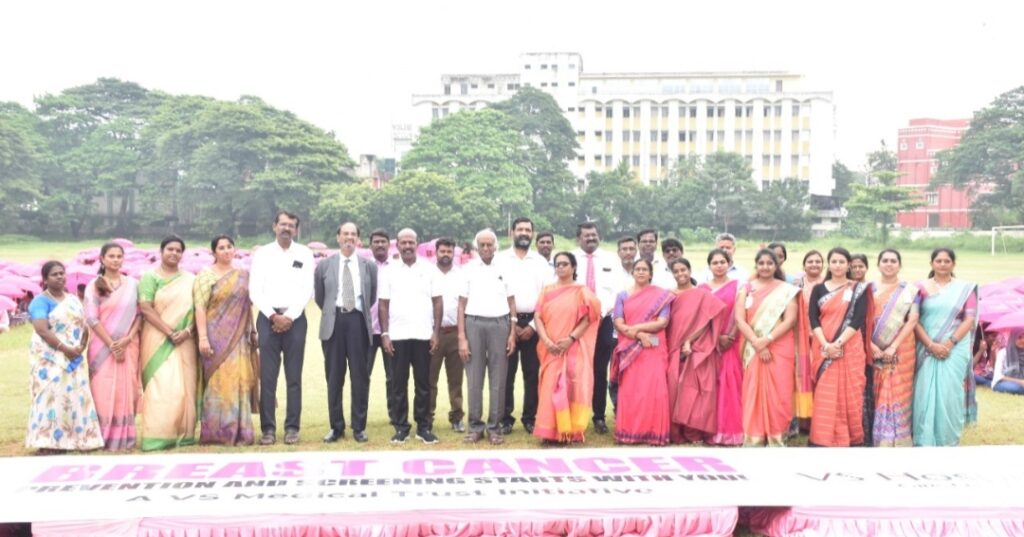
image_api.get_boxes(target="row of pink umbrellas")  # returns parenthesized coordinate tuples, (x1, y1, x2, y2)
(1, 238, 470, 312)
(979, 277, 1024, 332)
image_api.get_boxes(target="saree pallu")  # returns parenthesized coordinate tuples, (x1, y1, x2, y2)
(194, 268, 259, 446)
(913, 280, 978, 447)
(533, 284, 601, 443)
(139, 271, 198, 451)
(611, 286, 674, 446)
(667, 287, 725, 443)
(26, 295, 104, 451)
(792, 275, 821, 420)
(84, 277, 141, 451)
(739, 281, 799, 446)
(809, 282, 870, 447)
(702, 280, 743, 445)
(870, 281, 919, 447)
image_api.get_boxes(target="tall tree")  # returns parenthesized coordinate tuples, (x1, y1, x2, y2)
(576, 160, 636, 235)
(844, 142, 924, 244)
(0, 103, 46, 223)
(700, 152, 755, 233)
(750, 178, 813, 241)
(402, 109, 533, 231)
(934, 85, 1024, 227)
(490, 88, 580, 235)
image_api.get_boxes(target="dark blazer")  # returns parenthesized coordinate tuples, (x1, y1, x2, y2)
(314, 252, 376, 342)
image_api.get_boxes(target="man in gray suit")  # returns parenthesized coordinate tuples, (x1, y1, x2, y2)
(314, 222, 377, 443)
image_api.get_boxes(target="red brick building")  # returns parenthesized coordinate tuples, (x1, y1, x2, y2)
(896, 118, 971, 229)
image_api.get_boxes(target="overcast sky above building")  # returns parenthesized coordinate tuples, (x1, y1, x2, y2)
(3, 0, 1019, 171)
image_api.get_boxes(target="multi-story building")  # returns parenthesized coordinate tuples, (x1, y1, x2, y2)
(896, 118, 971, 229)
(407, 52, 836, 196)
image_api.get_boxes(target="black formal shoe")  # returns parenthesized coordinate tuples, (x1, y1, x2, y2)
(284, 429, 300, 445)
(353, 430, 369, 443)
(259, 432, 276, 445)
(322, 430, 345, 443)
(524, 423, 535, 434)
(500, 423, 513, 435)
(593, 419, 609, 434)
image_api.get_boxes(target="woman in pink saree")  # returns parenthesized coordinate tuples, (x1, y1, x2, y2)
(611, 259, 674, 445)
(84, 243, 141, 450)
(699, 249, 743, 445)
(533, 252, 601, 443)
(667, 258, 725, 444)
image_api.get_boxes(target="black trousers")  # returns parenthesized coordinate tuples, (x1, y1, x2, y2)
(322, 310, 370, 433)
(593, 315, 617, 421)
(503, 314, 539, 428)
(258, 312, 307, 434)
(370, 333, 396, 414)
(388, 339, 431, 434)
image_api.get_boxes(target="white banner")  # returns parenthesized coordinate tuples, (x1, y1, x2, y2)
(1, 446, 1023, 523)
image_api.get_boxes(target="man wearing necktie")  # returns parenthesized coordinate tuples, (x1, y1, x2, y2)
(314, 222, 377, 443)
(572, 222, 622, 434)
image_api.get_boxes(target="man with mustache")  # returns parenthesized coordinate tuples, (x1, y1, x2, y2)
(536, 232, 555, 268)
(366, 229, 394, 416)
(497, 217, 552, 435)
(249, 210, 314, 445)
(314, 221, 377, 443)
(427, 238, 466, 433)
(573, 222, 621, 434)
(653, 238, 684, 289)
(379, 228, 443, 444)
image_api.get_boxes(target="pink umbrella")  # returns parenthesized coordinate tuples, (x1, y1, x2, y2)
(979, 294, 1024, 323)
(2, 274, 40, 293)
(112, 238, 135, 248)
(63, 265, 97, 292)
(0, 283, 26, 299)
(309, 241, 328, 250)
(0, 295, 16, 311)
(990, 309, 1024, 332)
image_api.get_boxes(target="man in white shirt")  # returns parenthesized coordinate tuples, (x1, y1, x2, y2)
(249, 210, 314, 445)
(573, 222, 621, 434)
(616, 236, 637, 283)
(428, 238, 465, 433)
(699, 232, 750, 282)
(498, 217, 551, 435)
(637, 229, 659, 263)
(313, 222, 377, 444)
(653, 238, 684, 289)
(458, 228, 516, 445)
(536, 232, 555, 268)
(379, 228, 443, 445)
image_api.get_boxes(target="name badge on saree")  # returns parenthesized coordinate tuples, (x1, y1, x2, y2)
(745, 295, 753, 309)
(842, 289, 853, 302)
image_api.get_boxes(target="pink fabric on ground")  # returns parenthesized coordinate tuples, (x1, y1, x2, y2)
(747, 507, 1024, 537)
(33, 508, 739, 537)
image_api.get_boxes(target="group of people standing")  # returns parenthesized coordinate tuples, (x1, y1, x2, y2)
(21, 211, 996, 452)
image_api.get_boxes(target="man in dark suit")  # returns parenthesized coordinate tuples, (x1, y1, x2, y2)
(314, 222, 377, 443)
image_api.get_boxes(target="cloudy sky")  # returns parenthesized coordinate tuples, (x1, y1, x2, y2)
(3, 0, 1019, 170)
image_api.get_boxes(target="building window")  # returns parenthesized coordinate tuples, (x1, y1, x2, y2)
(915, 140, 925, 149)
(595, 105, 603, 113)
(507, 83, 516, 90)
(633, 130, 641, 142)
(689, 130, 697, 141)
(792, 104, 800, 116)
(774, 130, 782, 142)
(689, 106, 698, 118)
(540, 82, 548, 87)
(632, 155, 640, 166)
(595, 130, 603, 138)
(443, 84, 451, 95)
(707, 105, 716, 117)
(524, 64, 531, 69)
(661, 105, 669, 118)
(604, 130, 613, 140)
(773, 155, 782, 167)
(594, 154, 602, 163)
(679, 131, 686, 142)
(568, 63, 576, 69)
(524, 82, 531, 87)
(432, 108, 439, 119)
(707, 130, 715, 142)
(541, 64, 548, 69)
(552, 82, 559, 87)
(746, 105, 753, 117)
(605, 155, 613, 167)
(487, 83, 495, 89)
(927, 192, 939, 205)
(632, 106, 640, 117)
(568, 107, 576, 112)
(622, 130, 630, 142)
(605, 107, 613, 118)
(592, 87, 597, 94)
(774, 105, 782, 117)
(470, 84, 478, 89)
(568, 81, 576, 87)
(622, 106, 631, 118)
(763, 106, 771, 118)
(775, 80, 783, 92)
(792, 155, 800, 169)
(576, 131, 585, 137)
(717, 106, 726, 117)
(651, 155, 658, 167)
(651, 130, 659, 142)
(792, 130, 800, 143)
(660, 130, 669, 142)
(762, 155, 771, 167)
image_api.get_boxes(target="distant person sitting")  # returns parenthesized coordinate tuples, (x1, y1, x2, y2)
(973, 326, 999, 387)
(992, 330, 1024, 395)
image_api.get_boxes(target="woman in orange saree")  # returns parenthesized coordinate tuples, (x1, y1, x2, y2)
(808, 247, 871, 447)
(533, 252, 601, 443)
(610, 259, 674, 446)
(667, 258, 725, 444)
(868, 248, 919, 447)
(791, 250, 824, 433)
(735, 249, 799, 446)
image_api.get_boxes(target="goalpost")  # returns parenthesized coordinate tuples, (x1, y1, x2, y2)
(990, 225, 1024, 255)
